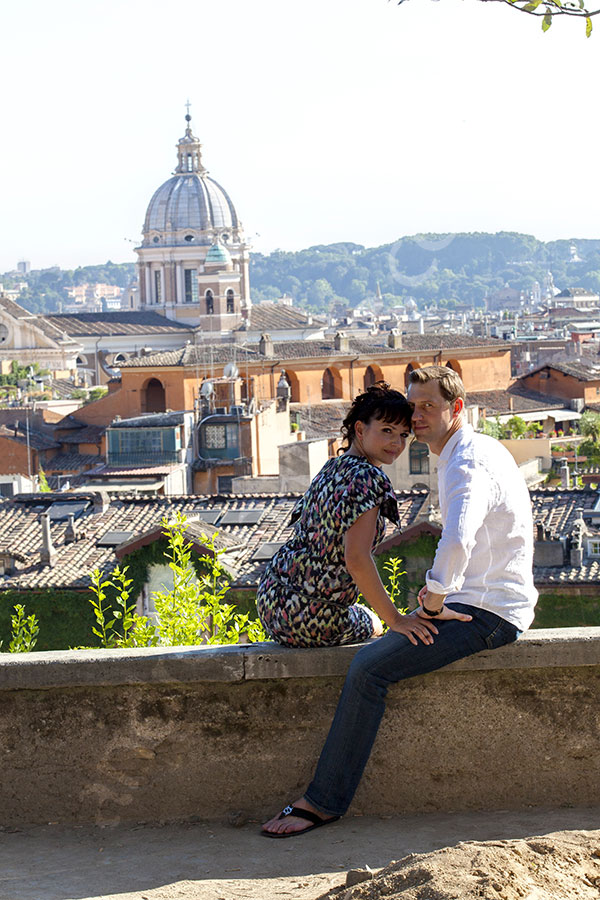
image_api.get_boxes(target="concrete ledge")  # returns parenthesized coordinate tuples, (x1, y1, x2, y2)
(1, 628, 599, 690)
(1, 628, 599, 827)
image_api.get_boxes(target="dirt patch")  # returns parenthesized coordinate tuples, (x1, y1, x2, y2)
(318, 831, 600, 900)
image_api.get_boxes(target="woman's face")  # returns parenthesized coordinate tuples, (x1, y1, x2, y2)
(354, 416, 410, 467)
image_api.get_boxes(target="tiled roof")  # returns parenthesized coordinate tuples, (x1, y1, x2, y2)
(120, 333, 511, 369)
(534, 560, 600, 585)
(0, 489, 428, 592)
(235, 305, 326, 332)
(109, 412, 187, 429)
(467, 387, 566, 415)
(530, 486, 599, 538)
(0, 423, 60, 451)
(290, 401, 349, 440)
(0, 295, 80, 345)
(58, 424, 105, 444)
(45, 452, 103, 472)
(44, 311, 192, 337)
(87, 463, 179, 476)
(527, 360, 600, 382)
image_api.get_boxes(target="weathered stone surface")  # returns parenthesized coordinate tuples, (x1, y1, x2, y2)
(0, 644, 244, 690)
(0, 630, 599, 826)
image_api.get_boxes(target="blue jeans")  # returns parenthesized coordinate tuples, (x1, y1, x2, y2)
(304, 603, 520, 817)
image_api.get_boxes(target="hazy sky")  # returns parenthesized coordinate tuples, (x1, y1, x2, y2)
(1, 0, 598, 273)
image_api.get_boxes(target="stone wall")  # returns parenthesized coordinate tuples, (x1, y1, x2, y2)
(1, 628, 599, 827)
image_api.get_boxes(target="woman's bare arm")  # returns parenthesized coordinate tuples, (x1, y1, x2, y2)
(344, 508, 437, 645)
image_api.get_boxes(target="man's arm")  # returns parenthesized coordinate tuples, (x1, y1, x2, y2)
(424, 462, 494, 599)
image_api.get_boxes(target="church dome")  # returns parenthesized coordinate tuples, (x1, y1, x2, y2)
(142, 115, 239, 245)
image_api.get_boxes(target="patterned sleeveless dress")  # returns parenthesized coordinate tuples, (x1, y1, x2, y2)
(256, 454, 399, 647)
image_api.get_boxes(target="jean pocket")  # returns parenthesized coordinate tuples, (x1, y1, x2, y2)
(484, 619, 519, 650)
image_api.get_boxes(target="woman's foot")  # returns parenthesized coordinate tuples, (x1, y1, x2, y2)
(261, 796, 337, 837)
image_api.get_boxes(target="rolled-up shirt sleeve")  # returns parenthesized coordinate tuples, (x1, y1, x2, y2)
(426, 462, 494, 595)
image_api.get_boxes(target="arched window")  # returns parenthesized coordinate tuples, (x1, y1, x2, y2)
(321, 367, 342, 400)
(364, 364, 384, 391)
(206, 290, 214, 315)
(143, 378, 166, 414)
(226, 289, 234, 314)
(404, 361, 422, 389)
(284, 369, 300, 402)
(445, 359, 463, 379)
(409, 441, 429, 475)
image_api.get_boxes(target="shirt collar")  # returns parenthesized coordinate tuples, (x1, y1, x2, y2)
(438, 422, 473, 465)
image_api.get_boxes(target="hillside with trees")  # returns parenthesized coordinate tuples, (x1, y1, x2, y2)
(0, 262, 135, 314)
(249, 232, 600, 314)
(4, 233, 600, 316)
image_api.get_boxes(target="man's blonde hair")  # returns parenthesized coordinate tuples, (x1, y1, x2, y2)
(408, 365, 466, 404)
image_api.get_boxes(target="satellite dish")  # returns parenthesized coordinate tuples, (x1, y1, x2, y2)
(223, 363, 239, 378)
(200, 381, 214, 397)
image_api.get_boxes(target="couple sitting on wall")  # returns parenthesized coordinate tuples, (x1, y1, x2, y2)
(256, 366, 537, 838)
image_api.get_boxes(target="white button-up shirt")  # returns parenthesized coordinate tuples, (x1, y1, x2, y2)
(426, 423, 537, 632)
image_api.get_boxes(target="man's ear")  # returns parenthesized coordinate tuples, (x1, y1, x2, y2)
(453, 398, 464, 417)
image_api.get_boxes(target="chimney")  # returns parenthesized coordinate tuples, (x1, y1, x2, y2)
(388, 328, 403, 350)
(40, 512, 58, 567)
(334, 331, 349, 353)
(64, 513, 77, 544)
(508, 396, 514, 412)
(92, 491, 111, 515)
(259, 333, 274, 357)
(560, 458, 570, 489)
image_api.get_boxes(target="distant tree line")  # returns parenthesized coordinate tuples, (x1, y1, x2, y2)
(5, 233, 600, 317)
(1, 262, 135, 314)
(249, 232, 600, 315)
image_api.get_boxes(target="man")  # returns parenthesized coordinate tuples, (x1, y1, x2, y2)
(262, 366, 537, 838)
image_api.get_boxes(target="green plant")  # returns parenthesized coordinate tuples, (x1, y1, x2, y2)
(382, 555, 408, 612)
(87, 513, 266, 648)
(151, 514, 266, 645)
(89, 565, 158, 648)
(2, 604, 40, 652)
(38, 468, 51, 492)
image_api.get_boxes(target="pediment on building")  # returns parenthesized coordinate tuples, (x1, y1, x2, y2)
(0, 295, 81, 352)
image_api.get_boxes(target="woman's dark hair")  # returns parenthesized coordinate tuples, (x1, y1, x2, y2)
(339, 382, 412, 451)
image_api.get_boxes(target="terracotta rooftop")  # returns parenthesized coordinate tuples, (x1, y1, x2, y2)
(0, 489, 428, 592)
(467, 386, 566, 416)
(57, 424, 106, 444)
(120, 333, 511, 369)
(45, 452, 104, 472)
(0, 423, 60, 451)
(234, 305, 326, 332)
(44, 311, 191, 337)
(527, 360, 600, 382)
(290, 401, 349, 440)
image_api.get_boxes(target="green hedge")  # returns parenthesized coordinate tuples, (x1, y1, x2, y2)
(0, 589, 101, 651)
(533, 592, 600, 628)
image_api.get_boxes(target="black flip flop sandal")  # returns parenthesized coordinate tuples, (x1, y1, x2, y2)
(261, 804, 340, 839)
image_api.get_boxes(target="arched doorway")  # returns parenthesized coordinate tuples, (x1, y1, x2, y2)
(322, 367, 343, 400)
(143, 378, 166, 413)
(445, 359, 463, 379)
(363, 364, 384, 391)
(404, 361, 422, 389)
(283, 369, 301, 402)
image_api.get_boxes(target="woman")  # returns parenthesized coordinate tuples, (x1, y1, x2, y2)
(256, 382, 435, 648)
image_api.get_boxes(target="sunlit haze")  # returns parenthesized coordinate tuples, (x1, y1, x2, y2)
(1, 0, 598, 272)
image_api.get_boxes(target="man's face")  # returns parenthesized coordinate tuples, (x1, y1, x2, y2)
(407, 380, 461, 455)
